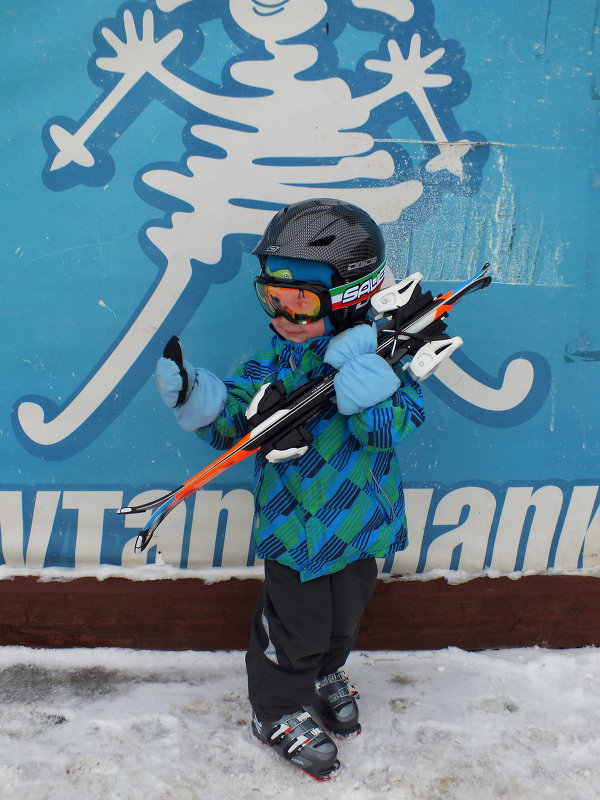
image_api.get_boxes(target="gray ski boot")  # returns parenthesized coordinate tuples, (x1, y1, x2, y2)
(313, 670, 361, 739)
(252, 709, 340, 780)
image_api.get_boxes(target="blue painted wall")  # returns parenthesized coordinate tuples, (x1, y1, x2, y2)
(1, 0, 598, 575)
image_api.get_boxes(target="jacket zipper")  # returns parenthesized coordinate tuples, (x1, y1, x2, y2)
(369, 469, 395, 522)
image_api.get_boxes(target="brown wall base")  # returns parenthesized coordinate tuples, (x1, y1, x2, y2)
(1, 574, 599, 651)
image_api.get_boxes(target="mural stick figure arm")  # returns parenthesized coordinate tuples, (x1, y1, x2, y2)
(95, 9, 184, 82)
(360, 34, 471, 176)
(48, 9, 184, 173)
(48, 9, 252, 174)
(98, 9, 257, 127)
(358, 34, 451, 112)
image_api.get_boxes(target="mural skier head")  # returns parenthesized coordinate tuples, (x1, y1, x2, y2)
(228, 0, 329, 46)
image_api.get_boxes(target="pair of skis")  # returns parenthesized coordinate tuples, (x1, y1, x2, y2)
(118, 266, 491, 553)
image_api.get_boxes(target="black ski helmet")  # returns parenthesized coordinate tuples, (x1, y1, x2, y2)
(253, 198, 386, 330)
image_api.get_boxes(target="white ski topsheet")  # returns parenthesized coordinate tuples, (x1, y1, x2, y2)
(0, 645, 597, 799)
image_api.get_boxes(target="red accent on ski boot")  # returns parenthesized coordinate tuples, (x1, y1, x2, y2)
(252, 710, 341, 780)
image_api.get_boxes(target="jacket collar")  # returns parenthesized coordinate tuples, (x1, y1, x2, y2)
(271, 331, 331, 372)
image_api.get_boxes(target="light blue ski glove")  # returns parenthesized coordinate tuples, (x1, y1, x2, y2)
(324, 323, 401, 415)
(156, 336, 227, 432)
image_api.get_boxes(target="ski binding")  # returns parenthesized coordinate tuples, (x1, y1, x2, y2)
(404, 336, 463, 380)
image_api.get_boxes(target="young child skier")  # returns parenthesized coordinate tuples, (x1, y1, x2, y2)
(156, 198, 425, 780)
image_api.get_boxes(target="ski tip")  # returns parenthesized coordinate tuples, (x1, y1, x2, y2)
(117, 507, 131, 515)
(134, 529, 154, 553)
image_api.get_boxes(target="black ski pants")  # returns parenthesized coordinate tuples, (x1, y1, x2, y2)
(246, 557, 378, 722)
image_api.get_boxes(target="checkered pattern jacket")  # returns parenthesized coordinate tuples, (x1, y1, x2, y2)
(197, 331, 424, 581)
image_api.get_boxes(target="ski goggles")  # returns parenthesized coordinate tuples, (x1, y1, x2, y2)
(254, 277, 331, 324)
(254, 261, 386, 324)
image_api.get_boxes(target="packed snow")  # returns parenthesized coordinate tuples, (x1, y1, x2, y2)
(0, 645, 598, 799)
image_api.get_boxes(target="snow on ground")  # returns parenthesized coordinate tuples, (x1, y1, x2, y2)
(0, 646, 599, 800)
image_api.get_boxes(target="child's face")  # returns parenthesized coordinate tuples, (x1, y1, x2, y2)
(271, 315, 327, 343)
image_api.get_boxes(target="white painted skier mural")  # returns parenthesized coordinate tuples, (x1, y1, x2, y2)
(15, 0, 547, 455)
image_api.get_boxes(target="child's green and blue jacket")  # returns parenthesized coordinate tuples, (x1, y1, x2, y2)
(197, 331, 424, 581)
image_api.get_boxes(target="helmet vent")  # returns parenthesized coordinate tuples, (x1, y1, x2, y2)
(310, 235, 336, 247)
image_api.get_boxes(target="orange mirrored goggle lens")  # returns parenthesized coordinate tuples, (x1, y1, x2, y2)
(255, 282, 323, 323)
